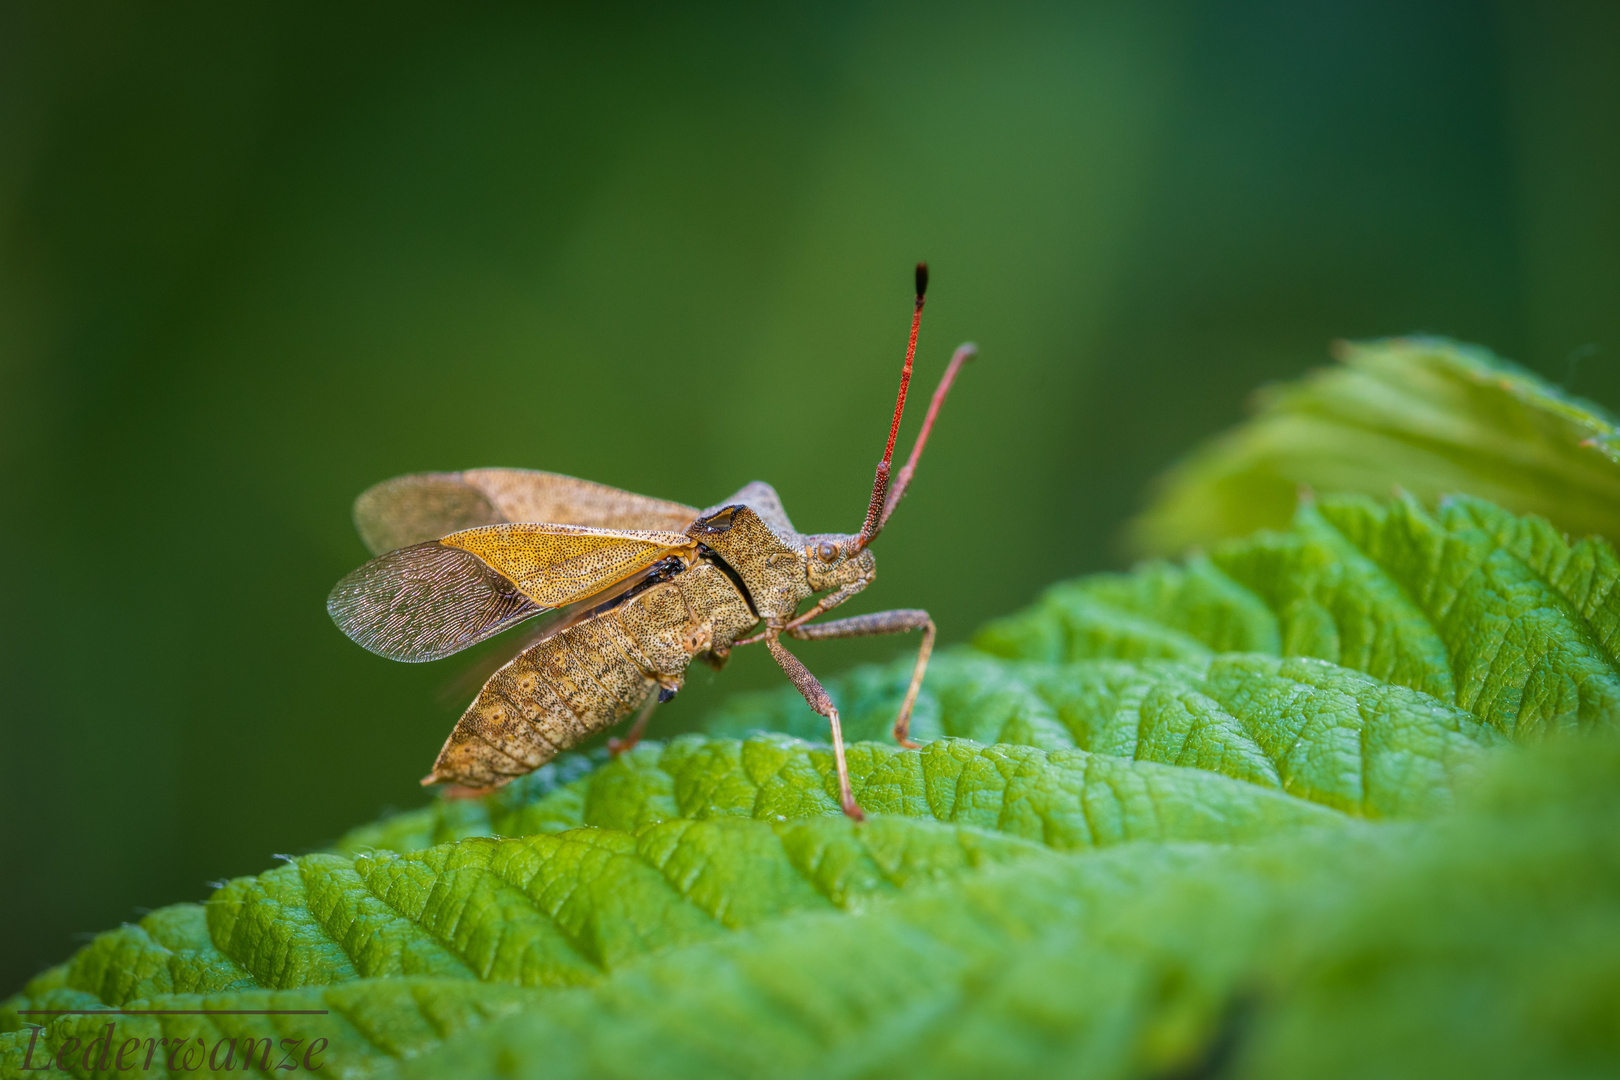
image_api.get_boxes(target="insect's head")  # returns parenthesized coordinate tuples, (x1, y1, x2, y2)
(803, 533, 875, 593)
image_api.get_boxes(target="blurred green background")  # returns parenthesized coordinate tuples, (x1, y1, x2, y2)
(2, 1, 1617, 991)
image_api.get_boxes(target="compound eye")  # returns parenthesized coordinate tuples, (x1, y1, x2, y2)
(816, 541, 839, 563)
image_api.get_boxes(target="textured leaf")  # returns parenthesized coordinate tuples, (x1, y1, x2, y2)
(708, 651, 1491, 820)
(5, 495, 1619, 1079)
(1129, 337, 1620, 555)
(982, 493, 1620, 741)
(388, 735, 1620, 1080)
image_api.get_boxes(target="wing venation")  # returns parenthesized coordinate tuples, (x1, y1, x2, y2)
(328, 523, 696, 662)
(353, 469, 698, 554)
(354, 474, 506, 556)
(327, 542, 545, 663)
(465, 468, 698, 532)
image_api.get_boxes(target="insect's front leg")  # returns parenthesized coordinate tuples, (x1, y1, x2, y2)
(787, 609, 935, 749)
(765, 632, 865, 821)
(784, 576, 871, 633)
(734, 576, 871, 648)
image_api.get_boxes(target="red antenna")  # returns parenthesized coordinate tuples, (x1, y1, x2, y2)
(856, 263, 928, 549)
(878, 339, 977, 530)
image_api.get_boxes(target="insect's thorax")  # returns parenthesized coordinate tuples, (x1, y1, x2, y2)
(688, 510, 811, 621)
(685, 482, 874, 625)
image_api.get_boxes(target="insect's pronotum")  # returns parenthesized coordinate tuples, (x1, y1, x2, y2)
(327, 263, 974, 819)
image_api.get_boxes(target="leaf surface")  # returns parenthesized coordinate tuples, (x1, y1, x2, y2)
(1130, 337, 1620, 555)
(982, 493, 1620, 741)
(5, 495, 1618, 1079)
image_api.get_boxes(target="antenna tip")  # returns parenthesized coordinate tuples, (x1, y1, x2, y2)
(914, 262, 929, 299)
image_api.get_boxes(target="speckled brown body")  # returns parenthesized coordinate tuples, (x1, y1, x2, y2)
(329, 265, 972, 818)
(428, 559, 755, 787)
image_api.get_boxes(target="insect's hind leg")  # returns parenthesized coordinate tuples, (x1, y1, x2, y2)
(766, 635, 865, 821)
(787, 609, 935, 749)
(608, 691, 661, 757)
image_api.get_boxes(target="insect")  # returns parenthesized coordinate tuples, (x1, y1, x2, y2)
(327, 263, 974, 819)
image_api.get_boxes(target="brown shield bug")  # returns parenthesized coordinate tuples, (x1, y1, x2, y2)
(328, 263, 974, 819)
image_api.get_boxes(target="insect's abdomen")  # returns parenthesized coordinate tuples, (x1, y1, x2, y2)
(428, 562, 755, 788)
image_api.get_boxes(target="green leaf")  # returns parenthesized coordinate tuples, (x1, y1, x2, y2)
(982, 493, 1620, 741)
(707, 652, 1490, 820)
(1128, 337, 1620, 556)
(5, 494, 1618, 1079)
(387, 734, 1620, 1080)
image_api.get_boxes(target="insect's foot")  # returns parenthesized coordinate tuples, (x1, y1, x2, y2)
(840, 794, 867, 822)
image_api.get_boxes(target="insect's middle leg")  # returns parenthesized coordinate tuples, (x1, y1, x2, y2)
(787, 609, 935, 749)
(766, 635, 864, 821)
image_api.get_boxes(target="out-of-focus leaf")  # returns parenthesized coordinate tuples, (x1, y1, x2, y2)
(1128, 337, 1620, 555)
(0, 978, 540, 1079)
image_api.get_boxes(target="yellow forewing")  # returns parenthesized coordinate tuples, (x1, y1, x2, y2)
(438, 522, 696, 607)
(353, 469, 699, 555)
